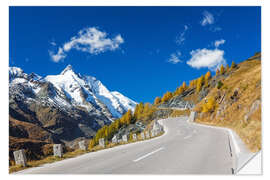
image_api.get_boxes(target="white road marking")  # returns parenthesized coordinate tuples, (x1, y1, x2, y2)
(183, 135, 192, 139)
(133, 147, 164, 162)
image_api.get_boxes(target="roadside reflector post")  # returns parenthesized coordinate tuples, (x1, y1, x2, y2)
(53, 144, 63, 158)
(13, 149, 27, 167)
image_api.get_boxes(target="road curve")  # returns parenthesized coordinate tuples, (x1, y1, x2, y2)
(16, 117, 234, 174)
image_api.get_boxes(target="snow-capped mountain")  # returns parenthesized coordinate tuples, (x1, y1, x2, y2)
(9, 65, 137, 143)
(10, 65, 137, 119)
(44, 65, 136, 118)
(111, 91, 137, 112)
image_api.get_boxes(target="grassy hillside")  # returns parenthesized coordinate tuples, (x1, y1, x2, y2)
(194, 54, 261, 152)
(151, 52, 261, 152)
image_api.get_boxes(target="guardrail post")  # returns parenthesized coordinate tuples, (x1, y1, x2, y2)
(78, 140, 88, 151)
(132, 134, 137, 141)
(189, 111, 197, 122)
(145, 131, 150, 139)
(53, 144, 63, 158)
(141, 132, 145, 140)
(122, 135, 128, 143)
(99, 138, 105, 148)
(112, 135, 117, 144)
(13, 149, 27, 167)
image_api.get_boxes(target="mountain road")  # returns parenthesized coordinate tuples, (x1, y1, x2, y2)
(16, 117, 234, 174)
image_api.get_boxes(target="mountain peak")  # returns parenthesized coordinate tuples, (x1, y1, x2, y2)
(60, 65, 75, 75)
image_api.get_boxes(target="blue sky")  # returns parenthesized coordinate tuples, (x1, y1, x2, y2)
(9, 6, 261, 103)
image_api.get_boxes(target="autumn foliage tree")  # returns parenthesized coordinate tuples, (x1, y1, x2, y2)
(120, 109, 132, 125)
(189, 79, 197, 88)
(154, 97, 161, 105)
(202, 97, 216, 113)
(226, 64, 229, 72)
(231, 61, 237, 69)
(88, 139, 95, 150)
(220, 64, 225, 75)
(161, 91, 173, 103)
(182, 81, 187, 90)
(134, 102, 144, 120)
(92, 111, 132, 147)
(216, 68, 220, 76)
(204, 71, 211, 87)
(196, 75, 204, 93)
(175, 86, 184, 96)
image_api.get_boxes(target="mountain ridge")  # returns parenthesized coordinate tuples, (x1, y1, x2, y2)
(9, 65, 137, 161)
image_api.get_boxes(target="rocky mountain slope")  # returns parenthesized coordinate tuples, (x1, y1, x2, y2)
(9, 65, 136, 161)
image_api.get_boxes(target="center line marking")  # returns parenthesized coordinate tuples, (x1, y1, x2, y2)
(183, 135, 192, 139)
(133, 147, 164, 162)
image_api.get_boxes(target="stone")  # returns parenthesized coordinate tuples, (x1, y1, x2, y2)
(244, 100, 261, 123)
(112, 135, 118, 144)
(122, 135, 128, 142)
(188, 111, 197, 122)
(145, 131, 150, 139)
(250, 100, 260, 113)
(140, 132, 145, 140)
(152, 121, 163, 132)
(210, 113, 215, 120)
(132, 134, 137, 141)
(99, 138, 105, 148)
(78, 140, 88, 151)
(13, 149, 27, 167)
(53, 144, 63, 157)
(151, 130, 156, 137)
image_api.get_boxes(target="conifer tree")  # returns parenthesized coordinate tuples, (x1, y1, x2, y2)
(202, 97, 216, 113)
(104, 125, 109, 139)
(115, 119, 120, 130)
(161, 91, 173, 102)
(134, 102, 144, 120)
(220, 64, 225, 75)
(154, 97, 161, 105)
(175, 86, 184, 95)
(88, 139, 95, 149)
(189, 79, 197, 88)
(226, 64, 229, 72)
(196, 76, 204, 93)
(182, 81, 187, 90)
(205, 71, 211, 87)
(216, 68, 220, 76)
(120, 115, 126, 125)
(125, 109, 132, 125)
(231, 61, 237, 69)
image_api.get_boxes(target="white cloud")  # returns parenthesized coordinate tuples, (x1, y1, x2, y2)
(187, 48, 226, 71)
(214, 39, 225, 48)
(201, 11, 214, 26)
(49, 47, 66, 63)
(50, 41, 57, 46)
(168, 51, 182, 64)
(210, 26, 222, 32)
(49, 27, 124, 62)
(176, 25, 189, 45)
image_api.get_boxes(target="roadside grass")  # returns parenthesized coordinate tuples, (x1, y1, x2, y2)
(170, 109, 190, 117)
(9, 130, 165, 173)
(9, 149, 86, 173)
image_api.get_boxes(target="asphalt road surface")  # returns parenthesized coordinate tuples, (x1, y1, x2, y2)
(17, 117, 234, 174)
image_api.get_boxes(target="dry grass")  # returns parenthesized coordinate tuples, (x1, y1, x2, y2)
(170, 109, 190, 117)
(9, 149, 87, 173)
(195, 59, 261, 152)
